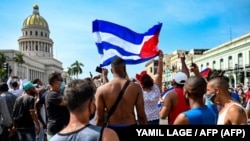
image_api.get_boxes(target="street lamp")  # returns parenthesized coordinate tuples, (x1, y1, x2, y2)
(234, 64, 241, 84)
(165, 68, 172, 87)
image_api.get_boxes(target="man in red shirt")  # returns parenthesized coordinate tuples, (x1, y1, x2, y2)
(159, 72, 190, 125)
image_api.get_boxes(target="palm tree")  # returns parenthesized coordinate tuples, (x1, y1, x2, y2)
(13, 52, 25, 76)
(70, 60, 84, 79)
(67, 67, 75, 78)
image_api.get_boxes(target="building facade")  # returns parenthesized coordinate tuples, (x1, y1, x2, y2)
(0, 4, 63, 84)
(145, 32, 250, 88)
(192, 33, 250, 87)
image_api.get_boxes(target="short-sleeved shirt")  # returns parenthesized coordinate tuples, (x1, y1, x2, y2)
(45, 90, 70, 135)
(50, 124, 103, 141)
(12, 94, 35, 128)
(0, 96, 12, 134)
(1, 91, 17, 117)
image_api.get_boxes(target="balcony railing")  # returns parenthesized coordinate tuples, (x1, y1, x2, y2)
(246, 64, 250, 68)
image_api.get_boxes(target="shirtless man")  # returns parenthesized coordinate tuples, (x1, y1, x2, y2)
(95, 56, 147, 140)
(206, 71, 248, 125)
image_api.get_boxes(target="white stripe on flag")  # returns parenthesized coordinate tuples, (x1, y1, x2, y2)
(93, 31, 153, 54)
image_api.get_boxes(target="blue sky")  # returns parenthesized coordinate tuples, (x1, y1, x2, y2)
(1, 0, 250, 79)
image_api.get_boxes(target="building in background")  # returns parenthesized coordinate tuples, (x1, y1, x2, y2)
(146, 33, 250, 89)
(0, 4, 64, 84)
(192, 33, 250, 88)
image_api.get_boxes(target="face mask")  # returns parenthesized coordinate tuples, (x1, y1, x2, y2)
(59, 81, 65, 94)
(204, 93, 216, 102)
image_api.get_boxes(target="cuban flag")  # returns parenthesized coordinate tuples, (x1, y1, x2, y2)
(200, 67, 212, 78)
(92, 19, 162, 67)
(158, 87, 174, 108)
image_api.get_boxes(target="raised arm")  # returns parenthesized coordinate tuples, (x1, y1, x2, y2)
(6, 76, 12, 90)
(154, 50, 163, 92)
(180, 53, 190, 78)
(191, 63, 201, 77)
(102, 68, 109, 84)
(18, 76, 23, 89)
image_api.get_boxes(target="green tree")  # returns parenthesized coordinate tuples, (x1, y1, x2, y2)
(13, 52, 25, 76)
(0, 52, 7, 68)
(70, 60, 84, 79)
(0, 52, 8, 81)
(67, 67, 74, 78)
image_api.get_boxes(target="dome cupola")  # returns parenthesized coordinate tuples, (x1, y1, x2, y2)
(23, 4, 49, 29)
(18, 4, 53, 58)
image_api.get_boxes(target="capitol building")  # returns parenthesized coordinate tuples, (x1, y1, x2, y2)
(0, 4, 64, 84)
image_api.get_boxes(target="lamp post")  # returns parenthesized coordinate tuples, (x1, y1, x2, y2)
(165, 68, 172, 87)
(235, 64, 239, 85)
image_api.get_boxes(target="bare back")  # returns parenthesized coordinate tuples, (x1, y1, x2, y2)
(95, 78, 147, 126)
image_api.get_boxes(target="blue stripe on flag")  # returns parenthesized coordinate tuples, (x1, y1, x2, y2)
(158, 87, 174, 108)
(100, 55, 156, 67)
(93, 19, 162, 44)
(92, 19, 162, 67)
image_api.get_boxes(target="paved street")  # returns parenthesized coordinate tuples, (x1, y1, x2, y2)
(159, 118, 168, 125)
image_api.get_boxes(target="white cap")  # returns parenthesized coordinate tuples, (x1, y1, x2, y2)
(174, 72, 187, 85)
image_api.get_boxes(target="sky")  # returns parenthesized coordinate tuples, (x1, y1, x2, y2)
(1, 0, 250, 79)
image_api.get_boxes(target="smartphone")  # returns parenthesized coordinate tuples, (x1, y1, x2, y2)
(95, 66, 102, 73)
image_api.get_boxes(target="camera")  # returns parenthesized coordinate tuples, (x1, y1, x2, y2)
(95, 66, 102, 73)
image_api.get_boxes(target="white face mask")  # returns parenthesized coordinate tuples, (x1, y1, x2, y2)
(59, 81, 66, 94)
(204, 93, 216, 102)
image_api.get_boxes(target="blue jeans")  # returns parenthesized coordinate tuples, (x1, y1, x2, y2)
(36, 128, 45, 141)
(16, 127, 36, 141)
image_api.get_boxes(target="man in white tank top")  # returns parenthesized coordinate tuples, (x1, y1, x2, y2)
(206, 70, 248, 125)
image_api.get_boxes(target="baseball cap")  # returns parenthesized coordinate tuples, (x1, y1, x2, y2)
(174, 72, 187, 85)
(23, 81, 37, 90)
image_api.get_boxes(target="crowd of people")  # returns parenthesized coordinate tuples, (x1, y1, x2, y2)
(0, 50, 250, 141)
